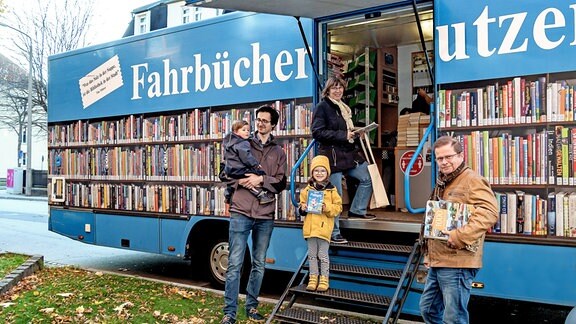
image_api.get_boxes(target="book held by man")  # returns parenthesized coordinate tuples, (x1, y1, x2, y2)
(307, 190, 325, 214)
(424, 200, 472, 240)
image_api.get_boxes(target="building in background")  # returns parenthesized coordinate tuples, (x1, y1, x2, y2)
(0, 53, 46, 179)
(124, 0, 225, 37)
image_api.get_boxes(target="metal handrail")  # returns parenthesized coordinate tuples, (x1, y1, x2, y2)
(289, 139, 316, 207)
(404, 104, 436, 213)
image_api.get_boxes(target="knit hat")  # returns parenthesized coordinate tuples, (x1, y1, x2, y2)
(310, 155, 331, 176)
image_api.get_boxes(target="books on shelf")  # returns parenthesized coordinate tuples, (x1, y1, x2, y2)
(306, 190, 324, 214)
(424, 200, 472, 240)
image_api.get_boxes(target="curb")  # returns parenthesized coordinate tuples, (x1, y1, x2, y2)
(0, 254, 44, 296)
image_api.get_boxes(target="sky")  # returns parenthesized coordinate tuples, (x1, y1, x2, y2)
(3, 0, 152, 46)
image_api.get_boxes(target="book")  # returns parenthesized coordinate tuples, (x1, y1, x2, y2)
(423, 200, 471, 240)
(306, 190, 324, 214)
(352, 122, 378, 135)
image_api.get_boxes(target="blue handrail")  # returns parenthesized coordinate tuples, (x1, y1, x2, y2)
(289, 139, 316, 207)
(404, 103, 437, 213)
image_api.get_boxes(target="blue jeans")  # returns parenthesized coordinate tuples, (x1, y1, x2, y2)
(419, 267, 479, 324)
(223, 212, 274, 319)
(329, 161, 372, 238)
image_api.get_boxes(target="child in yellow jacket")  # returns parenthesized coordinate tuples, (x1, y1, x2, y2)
(298, 155, 343, 292)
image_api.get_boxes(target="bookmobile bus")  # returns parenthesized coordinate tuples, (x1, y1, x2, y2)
(48, 0, 576, 321)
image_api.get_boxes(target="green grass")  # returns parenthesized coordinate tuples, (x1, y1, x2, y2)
(0, 253, 28, 279)
(0, 266, 274, 323)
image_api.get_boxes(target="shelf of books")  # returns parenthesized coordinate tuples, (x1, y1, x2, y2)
(48, 99, 315, 222)
(437, 72, 576, 245)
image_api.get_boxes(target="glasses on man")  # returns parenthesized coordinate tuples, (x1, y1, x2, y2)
(256, 118, 271, 125)
(435, 153, 460, 163)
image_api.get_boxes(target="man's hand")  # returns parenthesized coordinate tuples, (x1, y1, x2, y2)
(442, 230, 458, 249)
(238, 173, 263, 191)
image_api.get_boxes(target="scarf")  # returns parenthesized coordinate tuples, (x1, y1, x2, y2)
(327, 97, 355, 143)
(429, 162, 469, 201)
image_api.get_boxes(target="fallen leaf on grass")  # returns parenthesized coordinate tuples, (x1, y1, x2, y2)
(113, 301, 134, 314)
(56, 292, 74, 298)
(39, 307, 54, 313)
(0, 302, 15, 308)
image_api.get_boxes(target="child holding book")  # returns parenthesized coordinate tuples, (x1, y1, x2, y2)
(222, 120, 275, 204)
(298, 155, 343, 292)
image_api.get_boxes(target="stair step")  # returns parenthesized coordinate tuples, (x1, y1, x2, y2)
(330, 263, 403, 280)
(275, 307, 377, 324)
(290, 284, 391, 308)
(331, 241, 413, 254)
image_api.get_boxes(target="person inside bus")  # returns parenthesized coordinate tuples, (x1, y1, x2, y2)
(221, 105, 287, 324)
(420, 135, 498, 324)
(311, 76, 375, 245)
(221, 119, 275, 205)
(411, 87, 433, 115)
(298, 155, 342, 292)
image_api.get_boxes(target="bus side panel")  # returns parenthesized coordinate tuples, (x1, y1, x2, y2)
(94, 214, 160, 253)
(262, 226, 307, 272)
(160, 218, 188, 256)
(477, 241, 576, 306)
(49, 209, 95, 244)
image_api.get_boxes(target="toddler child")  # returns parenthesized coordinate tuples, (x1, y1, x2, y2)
(298, 155, 343, 291)
(221, 120, 275, 204)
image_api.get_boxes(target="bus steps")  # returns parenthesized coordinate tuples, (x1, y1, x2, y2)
(266, 240, 423, 324)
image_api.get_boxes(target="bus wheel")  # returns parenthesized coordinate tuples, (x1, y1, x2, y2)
(207, 238, 229, 288)
(205, 237, 251, 290)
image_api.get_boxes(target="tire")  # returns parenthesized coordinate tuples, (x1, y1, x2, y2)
(204, 237, 251, 290)
(207, 237, 229, 288)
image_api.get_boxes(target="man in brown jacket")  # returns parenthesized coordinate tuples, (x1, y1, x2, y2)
(420, 135, 498, 324)
(221, 105, 287, 324)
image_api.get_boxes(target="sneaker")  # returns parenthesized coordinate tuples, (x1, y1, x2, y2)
(220, 315, 236, 324)
(347, 211, 376, 220)
(331, 234, 348, 244)
(258, 194, 276, 205)
(246, 308, 265, 322)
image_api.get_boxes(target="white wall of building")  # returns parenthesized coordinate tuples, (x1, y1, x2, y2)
(166, 1, 222, 28)
(0, 128, 47, 178)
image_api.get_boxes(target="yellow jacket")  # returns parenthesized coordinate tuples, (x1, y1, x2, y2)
(299, 184, 342, 242)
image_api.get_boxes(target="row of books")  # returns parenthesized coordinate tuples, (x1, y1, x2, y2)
(437, 77, 576, 128)
(48, 181, 302, 221)
(424, 192, 575, 238)
(48, 102, 313, 146)
(493, 191, 575, 237)
(48, 138, 316, 184)
(397, 112, 430, 147)
(453, 126, 576, 186)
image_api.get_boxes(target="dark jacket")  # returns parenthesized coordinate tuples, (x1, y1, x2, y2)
(311, 97, 365, 173)
(223, 132, 260, 177)
(229, 133, 287, 219)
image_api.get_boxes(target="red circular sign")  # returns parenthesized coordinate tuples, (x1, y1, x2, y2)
(399, 151, 424, 176)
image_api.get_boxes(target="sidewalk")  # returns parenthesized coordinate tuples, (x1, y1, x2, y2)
(0, 188, 48, 202)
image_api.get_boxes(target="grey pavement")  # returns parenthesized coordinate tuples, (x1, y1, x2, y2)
(0, 188, 47, 202)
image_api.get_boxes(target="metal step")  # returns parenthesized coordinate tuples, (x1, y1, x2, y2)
(290, 284, 391, 308)
(275, 307, 378, 324)
(330, 263, 403, 281)
(331, 241, 413, 255)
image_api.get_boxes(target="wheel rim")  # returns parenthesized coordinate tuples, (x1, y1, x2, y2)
(210, 241, 229, 284)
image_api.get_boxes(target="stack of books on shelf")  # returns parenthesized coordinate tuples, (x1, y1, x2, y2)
(327, 53, 344, 79)
(397, 112, 429, 147)
(396, 114, 410, 147)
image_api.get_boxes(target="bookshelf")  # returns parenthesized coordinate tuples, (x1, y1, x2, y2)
(437, 72, 576, 244)
(47, 98, 315, 222)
